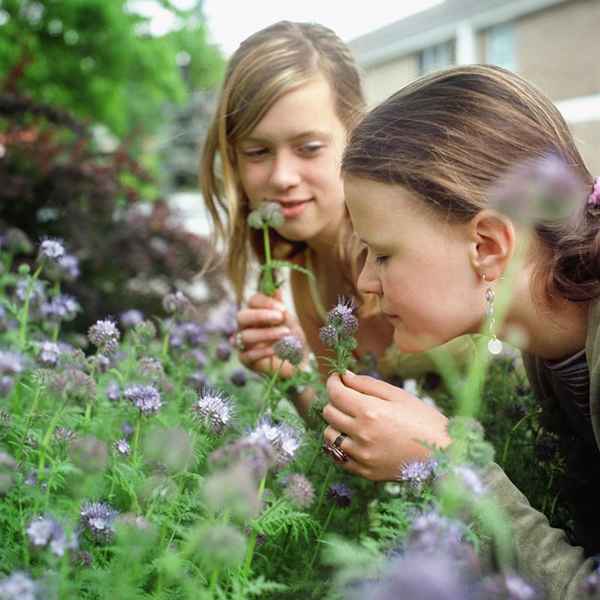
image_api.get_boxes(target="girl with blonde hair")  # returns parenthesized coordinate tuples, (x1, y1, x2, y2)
(323, 64, 600, 598)
(201, 20, 464, 416)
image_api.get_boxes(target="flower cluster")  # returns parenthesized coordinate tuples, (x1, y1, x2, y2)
(192, 387, 234, 434)
(248, 417, 302, 468)
(283, 474, 315, 508)
(88, 319, 120, 355)
(273, 334, 304, 367)
(123, 384, 163, 416)
(319, 297, 359, 373)
(80, 501, 118, 544)
(26, 515, 77, 557)
(247, 202, 284, 229)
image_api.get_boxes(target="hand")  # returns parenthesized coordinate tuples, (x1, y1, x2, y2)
(232, 289, 308, 378)
(322, 371, 451, 481)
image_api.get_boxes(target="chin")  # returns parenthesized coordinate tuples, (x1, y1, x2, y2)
(393, 330, 439, 354)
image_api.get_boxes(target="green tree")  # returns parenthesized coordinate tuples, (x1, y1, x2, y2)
(0, 0, 224, 138)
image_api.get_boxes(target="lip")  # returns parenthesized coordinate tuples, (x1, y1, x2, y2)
(382, 312, 399, 321)
(275, 198, 313, 218)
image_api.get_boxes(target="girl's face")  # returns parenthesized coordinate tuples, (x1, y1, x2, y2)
(345, 176, 485, 353)
(236, 74, 347, 244)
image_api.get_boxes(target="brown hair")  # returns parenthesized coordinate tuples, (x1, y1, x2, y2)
(200, 21, 365, 302)
(342, 65, 599, 302)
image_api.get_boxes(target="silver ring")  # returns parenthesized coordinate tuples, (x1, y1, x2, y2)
(332, 433, 347, 449)
(234, 332, 245, 352)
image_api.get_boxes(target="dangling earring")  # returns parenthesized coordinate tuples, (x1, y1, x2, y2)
(483, 274, 503, 355)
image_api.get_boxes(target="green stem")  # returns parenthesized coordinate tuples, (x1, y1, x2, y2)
(314, 464, 335, 515)
(242, 475, 267, 576)
(38, 403, 64, 479)
(19, 265, 43, 348)
(262, 364, 283, 413)
(133, 416, 142, 461)
(261, 225, 276, 295)
(501, 413, 529, 465)
(309, 505, 335, 569)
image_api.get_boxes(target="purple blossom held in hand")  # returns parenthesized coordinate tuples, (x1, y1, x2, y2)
(319, 324, 338, 348)
(124, 384, 162, 416)
(192, 387, 234, 434)
(80, 501, 118, 543)
(328, 297, 358, 337)
(88, 319, 120, 354)
(327, 482, 353, 507)
(273, 335, 304, 366)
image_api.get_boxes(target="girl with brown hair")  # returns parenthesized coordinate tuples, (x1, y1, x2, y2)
(323, 65, 600, 598)
(201, 21, 473, 417)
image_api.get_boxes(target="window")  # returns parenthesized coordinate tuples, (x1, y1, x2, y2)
(418, 40, 455, 75)
(486, 23, 516, 71)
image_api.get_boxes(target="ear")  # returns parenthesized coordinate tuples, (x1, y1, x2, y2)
(468, 210, 515, 281)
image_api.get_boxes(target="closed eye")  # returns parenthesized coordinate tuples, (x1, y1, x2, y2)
(298, 142, 324, 156)
(375, 255, 389, 265)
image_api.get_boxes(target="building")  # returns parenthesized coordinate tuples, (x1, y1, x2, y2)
(349, 0, 600, 174)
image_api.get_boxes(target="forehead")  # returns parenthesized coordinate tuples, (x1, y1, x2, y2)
(246, 74, 343, 141)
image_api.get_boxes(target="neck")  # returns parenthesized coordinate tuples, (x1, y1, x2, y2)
(501, 264, 589, 360)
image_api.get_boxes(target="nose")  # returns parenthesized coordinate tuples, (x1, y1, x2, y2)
(357, 255, 382, 296)
(269, 151, 301, 189)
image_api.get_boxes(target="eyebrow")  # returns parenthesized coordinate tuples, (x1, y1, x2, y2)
(240, 130, 333, 144)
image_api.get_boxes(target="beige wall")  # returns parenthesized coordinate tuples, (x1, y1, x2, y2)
(570, 120, 600, 176)
(517, 0, 600, 101)
(360, 55, 419, 108)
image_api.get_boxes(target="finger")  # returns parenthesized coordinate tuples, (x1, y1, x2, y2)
(240, 326, 291, 346)
(238, 308, 285, 328)
(322, 403, 356, 436)
(323, 426, 360, 461)
(247, 292, 286, 312)
(341, 370, 407, 403)
(326, 373, 378, 418)
(240, 345, 275, 364)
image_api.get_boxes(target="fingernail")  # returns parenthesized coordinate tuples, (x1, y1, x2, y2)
(344, 370, 356, 377)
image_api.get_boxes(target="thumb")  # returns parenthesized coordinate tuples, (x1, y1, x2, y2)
(341, 370, 403, 402)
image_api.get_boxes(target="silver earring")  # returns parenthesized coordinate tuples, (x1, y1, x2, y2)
(483, 275, 502, 355)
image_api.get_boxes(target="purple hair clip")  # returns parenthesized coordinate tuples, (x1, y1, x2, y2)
(588, 177, 600, 209)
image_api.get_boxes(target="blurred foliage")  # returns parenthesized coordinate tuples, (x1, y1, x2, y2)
(0, 0, 225, 139)
(0, 91, 226, 330)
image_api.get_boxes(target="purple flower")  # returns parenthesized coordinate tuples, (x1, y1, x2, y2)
(57, 253, 80, 281)
(327, 482, 353, 507)
(248, 417, 302, 467)
(106, 380, 120, 402)
(327, 296, 358, 338)
(40, 294, 81, 322)
(215, 341, 232, 362)
(114, 439, 131, 457)
(121, 421, 134, 439)
(162, 290, 190, 315)
(406, 511, 467, 559)
(124, 384, 162, 416)
(192, 387, 234, 434)
(230, 368, 247, 387)
(15, 279, 46, 307)
(0, 350, 25, 376)
(0, 376, 14, 398)
(38, 238, 65, 262)
(284, 474, 315, 508)
(169, 321, 207, 348)
(38, 341, 61, 367)
(319, 324, 338, 348)
(80, 501, 118, 543)
(88, 319, 120, 354)
(488, 154, 586, 225)
(187, 371, 208, 391)
(0, 571, 39, 600)
(189, 349, 207, 369)
(119, 309, 144, 329)
(26, 515, 76, 556)
(273, 335, 304, 366)
(398, 459, 438, 492)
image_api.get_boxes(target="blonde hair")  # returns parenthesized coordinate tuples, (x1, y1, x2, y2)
(343, 65, 599, 302)
(200, 21, 365, 302)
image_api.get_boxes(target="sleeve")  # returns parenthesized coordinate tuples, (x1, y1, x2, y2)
(483, 461, 594, 599)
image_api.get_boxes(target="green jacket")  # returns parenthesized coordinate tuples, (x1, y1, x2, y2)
(484, 297, 600, 599)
